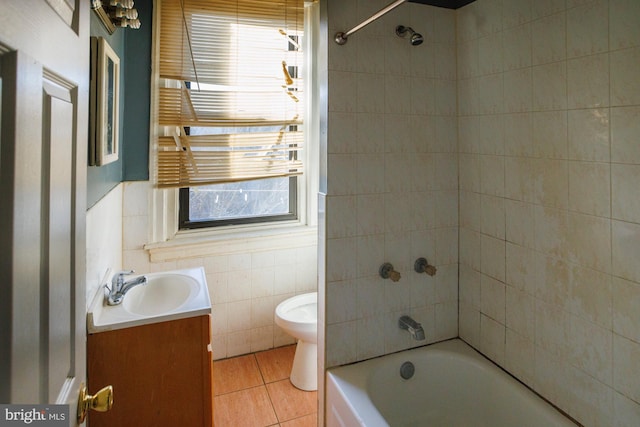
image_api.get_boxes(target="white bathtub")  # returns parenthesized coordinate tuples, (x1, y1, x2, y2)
(326, 339, 577, 427)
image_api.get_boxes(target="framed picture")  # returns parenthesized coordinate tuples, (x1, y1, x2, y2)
(89, 36, 120, 166)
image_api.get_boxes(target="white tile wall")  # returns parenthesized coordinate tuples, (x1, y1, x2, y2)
(324, 0, 458, 367)
(86, 184, 123, 308)
(458, 0, 640, 424)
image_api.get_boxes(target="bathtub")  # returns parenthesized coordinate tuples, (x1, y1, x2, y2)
(326, 339, 577, 427)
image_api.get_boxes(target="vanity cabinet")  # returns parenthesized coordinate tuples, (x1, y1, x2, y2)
(87, 315, 213, 427)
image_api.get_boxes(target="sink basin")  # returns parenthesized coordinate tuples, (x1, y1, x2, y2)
(87, 267, 211, 333)
(123, 274, 199, 316)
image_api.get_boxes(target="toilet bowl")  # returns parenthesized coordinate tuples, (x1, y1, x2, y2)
(274, 292, 317, 391)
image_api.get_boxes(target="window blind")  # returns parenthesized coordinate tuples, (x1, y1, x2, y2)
(156, 0, 305, 188)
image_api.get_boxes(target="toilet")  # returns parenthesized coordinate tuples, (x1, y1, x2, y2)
(274, 292, 318, 391)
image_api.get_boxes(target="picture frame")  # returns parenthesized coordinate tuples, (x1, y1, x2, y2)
(89, 36, 120, 166)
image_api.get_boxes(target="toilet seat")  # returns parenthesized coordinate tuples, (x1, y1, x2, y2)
(275, 293, 317, 342)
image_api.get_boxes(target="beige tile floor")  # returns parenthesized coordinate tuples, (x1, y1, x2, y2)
(213, 345, 317, 427)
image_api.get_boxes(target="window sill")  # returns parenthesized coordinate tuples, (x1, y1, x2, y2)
(144, 223, 318, 262)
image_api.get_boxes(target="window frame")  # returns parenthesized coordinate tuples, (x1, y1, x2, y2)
(146, 1, 319, 250)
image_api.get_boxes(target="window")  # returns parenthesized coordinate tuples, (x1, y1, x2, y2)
(156, 0, 306, 229)
(179, 176, 297, 228)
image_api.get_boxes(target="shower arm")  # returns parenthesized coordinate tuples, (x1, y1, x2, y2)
(334, 0, 407, 45)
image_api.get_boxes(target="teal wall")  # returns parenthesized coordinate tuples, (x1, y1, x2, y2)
(122, 0, 152, 182)
(87, 11, 125, 208)
(87, 0, 152, 208)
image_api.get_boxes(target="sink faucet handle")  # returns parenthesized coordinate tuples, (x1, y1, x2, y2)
(111, 270, 135, 291)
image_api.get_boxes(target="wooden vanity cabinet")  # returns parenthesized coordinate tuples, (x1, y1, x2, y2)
(87, 315, 214, 427)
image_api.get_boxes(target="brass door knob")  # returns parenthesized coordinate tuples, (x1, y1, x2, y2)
(77, 383, 113, 423)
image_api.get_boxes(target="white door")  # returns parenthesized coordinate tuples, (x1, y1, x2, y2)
(0, 1, 89, 425)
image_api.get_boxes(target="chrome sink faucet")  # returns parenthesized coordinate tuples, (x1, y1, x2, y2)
(106, 270, 147, 305)
(399, 315, 425, 340)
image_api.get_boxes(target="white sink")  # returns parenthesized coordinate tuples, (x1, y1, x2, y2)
(123, 274, 198, 316)
(87, 267, 211, 333)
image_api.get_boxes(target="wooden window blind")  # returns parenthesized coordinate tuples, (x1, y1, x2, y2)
(156, 0, 305, 188)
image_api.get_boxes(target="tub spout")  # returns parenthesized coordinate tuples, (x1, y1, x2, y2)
(399, 315, 425, 340)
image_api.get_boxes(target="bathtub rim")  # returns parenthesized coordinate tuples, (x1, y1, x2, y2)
(326, 338, 580, 427)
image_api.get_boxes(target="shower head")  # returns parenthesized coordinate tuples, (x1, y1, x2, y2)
(396, 25, 424, 46)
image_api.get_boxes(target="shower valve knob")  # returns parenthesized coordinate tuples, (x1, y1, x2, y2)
(414, 257, 437, 276)
(424, 265, 437, 276)
(380, 263, 401, 282)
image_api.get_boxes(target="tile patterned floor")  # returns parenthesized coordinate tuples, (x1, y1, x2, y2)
(213, 345, 317, 427)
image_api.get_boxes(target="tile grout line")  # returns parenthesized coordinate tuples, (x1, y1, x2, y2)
(255, 350, 286, 424)
(253, 353, 269, 385)
(213, 383, 266, 398)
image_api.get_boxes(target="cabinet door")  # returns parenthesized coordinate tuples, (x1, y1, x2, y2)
(88, 315, 213, 427)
